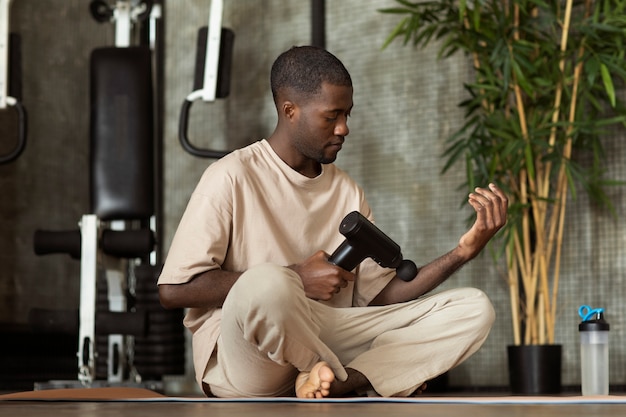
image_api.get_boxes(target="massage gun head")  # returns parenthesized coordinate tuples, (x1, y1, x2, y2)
(329, 211, 417, 282)
(396, 259, 418, 282)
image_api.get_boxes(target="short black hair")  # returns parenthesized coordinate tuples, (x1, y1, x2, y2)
(270, 46, 352, 103)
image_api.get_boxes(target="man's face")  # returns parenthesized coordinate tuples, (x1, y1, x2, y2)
(292, 82, 353, 164)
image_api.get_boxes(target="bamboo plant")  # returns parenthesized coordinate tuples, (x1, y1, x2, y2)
(380, 0, 626, 345)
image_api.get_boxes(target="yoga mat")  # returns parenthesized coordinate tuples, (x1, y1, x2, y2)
(0, 387, 165, 401)
(2, 388, 626, 404)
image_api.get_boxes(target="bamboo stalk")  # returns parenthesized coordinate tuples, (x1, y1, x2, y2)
(528, 183, 551, 342)
(508, 244, 521, 345)
(532, 0, 575, 345)
(529, 305, 538, 344)
(538, 245, 553, 342)
(502, 0, 584, 345)
(519, 173, 537, 345)
(538, 0, 575, 281)
(520, 0, 580, 345)
(547, 0, 591, 337)
(549, 49, 586, 337)
(541, 0, 574, 196)
(509, 2, 541, 345)
(511, 6, 547, 345)
(519, 172, 532, 287)
(512, 229, 532, 344)
(538, 294, 546, 344)
(549, 175, 569, 344)
(524, 234, 542, 344)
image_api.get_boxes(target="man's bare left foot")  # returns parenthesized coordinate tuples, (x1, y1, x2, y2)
(295, 361, 335, 398)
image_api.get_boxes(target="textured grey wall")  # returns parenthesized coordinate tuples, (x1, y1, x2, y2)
(1, 0, 625, 389)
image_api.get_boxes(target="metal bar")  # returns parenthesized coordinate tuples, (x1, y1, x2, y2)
(106, 268, 126, 382)
(311, 0, 325, 49)
(114, 1, 132, 47)
(78, 215, 99, 385)
(202, 0, 223, 102)
(0, 0, 12, 109)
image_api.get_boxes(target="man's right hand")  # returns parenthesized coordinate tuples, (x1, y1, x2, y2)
(288, 251, 356, 301)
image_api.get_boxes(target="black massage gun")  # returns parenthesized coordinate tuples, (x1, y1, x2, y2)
(328, 211, 418, 282)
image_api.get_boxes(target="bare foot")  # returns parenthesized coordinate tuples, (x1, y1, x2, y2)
(295, 361, 336, 398)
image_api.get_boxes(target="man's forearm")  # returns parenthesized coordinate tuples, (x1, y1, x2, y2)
(159, 268, 242, 310)
(369, 247, 470, 306)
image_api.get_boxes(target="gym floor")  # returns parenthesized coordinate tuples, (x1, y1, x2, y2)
(2, 386, 626, 417)
(1, 397, 626, 417)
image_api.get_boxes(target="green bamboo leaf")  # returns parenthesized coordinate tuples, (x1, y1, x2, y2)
(565, 162, 578, 201)
(472, 2, 481, 31)
(524, 143, 535, 180)
(394, 0, 422, 9)
(378, 7, 413, 15)
(459, 0, 467, 24)
(442, 141, 469, 174)
(599, 178, 626, 186)
(381, 18, 410, 49)
(379, 0, 420, 12)
(600, 63, 616, 107)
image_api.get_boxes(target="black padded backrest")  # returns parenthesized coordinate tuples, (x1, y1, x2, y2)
(90, 46, 154, 221)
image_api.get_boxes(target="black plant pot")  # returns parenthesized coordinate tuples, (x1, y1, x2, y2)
(507, 344, 562, 395)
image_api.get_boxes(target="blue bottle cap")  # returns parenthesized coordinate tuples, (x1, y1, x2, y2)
(578, 305, 610, 331)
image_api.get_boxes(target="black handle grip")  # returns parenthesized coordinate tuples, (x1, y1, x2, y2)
(328, 239, 362, 272)
(33, 229, 81, 259)
(0, 99, 27, 165)
(178, 98, 230, 159)
(101, 229, 155, 258)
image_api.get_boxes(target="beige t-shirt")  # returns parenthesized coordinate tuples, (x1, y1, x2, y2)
(158, 139, 395, 384)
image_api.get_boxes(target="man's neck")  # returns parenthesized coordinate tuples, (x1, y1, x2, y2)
(267, 134, 321, 178)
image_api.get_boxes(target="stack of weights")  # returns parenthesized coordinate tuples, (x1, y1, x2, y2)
(94, 264, 185, 380)
(133, 264, 186, 379)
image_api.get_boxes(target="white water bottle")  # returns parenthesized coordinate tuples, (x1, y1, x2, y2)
(578, 305, 610, 396)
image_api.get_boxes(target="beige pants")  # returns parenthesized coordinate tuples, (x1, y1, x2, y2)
(203, 263, 495, 397)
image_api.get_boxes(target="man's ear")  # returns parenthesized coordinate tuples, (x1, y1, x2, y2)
(282, 100, 297, 120)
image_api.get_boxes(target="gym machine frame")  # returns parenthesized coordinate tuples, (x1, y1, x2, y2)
(0, 0, 26, 164)
(32, 0, 179, 389)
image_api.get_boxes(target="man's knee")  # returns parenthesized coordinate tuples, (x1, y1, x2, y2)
(234, 262, 300, 294)
(461, 287, 495, 331)
(224, 263, 303, 317)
